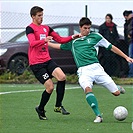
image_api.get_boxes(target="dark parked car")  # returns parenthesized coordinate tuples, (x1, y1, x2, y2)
(0, 23, 128, 76)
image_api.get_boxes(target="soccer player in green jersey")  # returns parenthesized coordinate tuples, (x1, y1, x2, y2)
(48, 17, 133, 123)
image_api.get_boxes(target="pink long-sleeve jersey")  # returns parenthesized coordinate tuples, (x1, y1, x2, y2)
(26, 23, 73, 65)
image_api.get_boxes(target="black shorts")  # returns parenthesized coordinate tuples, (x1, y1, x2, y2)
(30, 59, 59, 84)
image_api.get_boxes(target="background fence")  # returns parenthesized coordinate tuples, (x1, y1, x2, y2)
(0, 11, 129, 78)
(0, 11, 124, 43)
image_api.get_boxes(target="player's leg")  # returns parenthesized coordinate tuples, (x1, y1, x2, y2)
(102, 81, 125, 96)
(38, 78, 54, 110)
(97, 74, 125, 96)
(36, 79, 54, 120)
(115, 85, 125, 94)
(30, 64, 54, 120)
(77, 66, 102, 123)
(95, 63, 125, 96)
(49, 60, 70, 115)
(85, 87, 103, 122)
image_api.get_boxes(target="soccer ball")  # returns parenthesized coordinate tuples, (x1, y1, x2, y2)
(113, 106, 128, 121)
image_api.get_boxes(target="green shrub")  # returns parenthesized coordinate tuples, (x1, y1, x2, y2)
(0, 71, 133, 84)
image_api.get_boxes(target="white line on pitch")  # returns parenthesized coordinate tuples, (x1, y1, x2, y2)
(0, 86, 80, 95)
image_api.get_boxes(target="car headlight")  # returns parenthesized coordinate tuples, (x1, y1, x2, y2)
(0, 48, 7, 56)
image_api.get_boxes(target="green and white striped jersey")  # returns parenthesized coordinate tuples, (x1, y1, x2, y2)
(60, 32, 112, 68)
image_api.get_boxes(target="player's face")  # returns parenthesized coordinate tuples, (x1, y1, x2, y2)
(80, 25, 91, 36)
(32, 12, 43, 25)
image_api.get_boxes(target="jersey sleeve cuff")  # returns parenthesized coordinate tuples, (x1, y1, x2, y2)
(71, 35, 74, 39)
(107, 44, 112, 50)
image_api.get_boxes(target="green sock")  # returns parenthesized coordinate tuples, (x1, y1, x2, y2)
(86, 92, 101, 116)
(117, 85, 121, 91)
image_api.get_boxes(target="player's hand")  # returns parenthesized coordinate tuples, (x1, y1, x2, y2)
(126, 57, 133, 63)
(72, 33, 82, 39)
(45, 36, 53, 42)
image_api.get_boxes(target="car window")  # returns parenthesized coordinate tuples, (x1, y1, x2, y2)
(9, 31, 28, 42)
(14, 34, 28, 42)
(73, 26, 80, 34)
(53, 27, 69, 37)
(91, 27, 99, 32)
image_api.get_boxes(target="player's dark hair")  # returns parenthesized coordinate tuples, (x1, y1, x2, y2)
(30, 6, 43, 17)
(79, 17, 92, 27)
(105, 13, 113, 20)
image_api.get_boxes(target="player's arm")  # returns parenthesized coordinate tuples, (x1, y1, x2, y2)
(48, 42, 61, 49)
(111, 45, 133, 63)
(48, 41, 72, 51)
(97, 33, 133, 63)
(26, 26, 52, 47)
(48, 26, 80, 43)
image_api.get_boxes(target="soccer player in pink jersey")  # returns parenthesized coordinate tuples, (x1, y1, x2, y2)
(26, 6, 80, 120)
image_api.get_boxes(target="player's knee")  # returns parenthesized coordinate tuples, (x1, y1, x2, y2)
(85, 87, 92, 94)
(57, 74, 66, 81)
(46, 86, 54, 93)
(44, 83, 54, 93)
(112, 91, 120, 96)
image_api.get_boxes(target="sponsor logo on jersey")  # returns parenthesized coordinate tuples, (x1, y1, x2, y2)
(40, 34, 46, 40)
(87, 38, 91, 43)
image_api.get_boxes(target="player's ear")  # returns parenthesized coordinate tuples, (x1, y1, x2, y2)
(32, 15, 36, 19)
(79, 26, 82, 30)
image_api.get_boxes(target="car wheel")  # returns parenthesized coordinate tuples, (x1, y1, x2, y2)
(8, 55, 28, 75)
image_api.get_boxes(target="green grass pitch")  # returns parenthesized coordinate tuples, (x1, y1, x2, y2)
(0, 84, 133, 133)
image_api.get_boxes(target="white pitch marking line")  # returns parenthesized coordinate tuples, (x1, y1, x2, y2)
(0, 86, 80, 95)
(0, 85, 132, 95)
